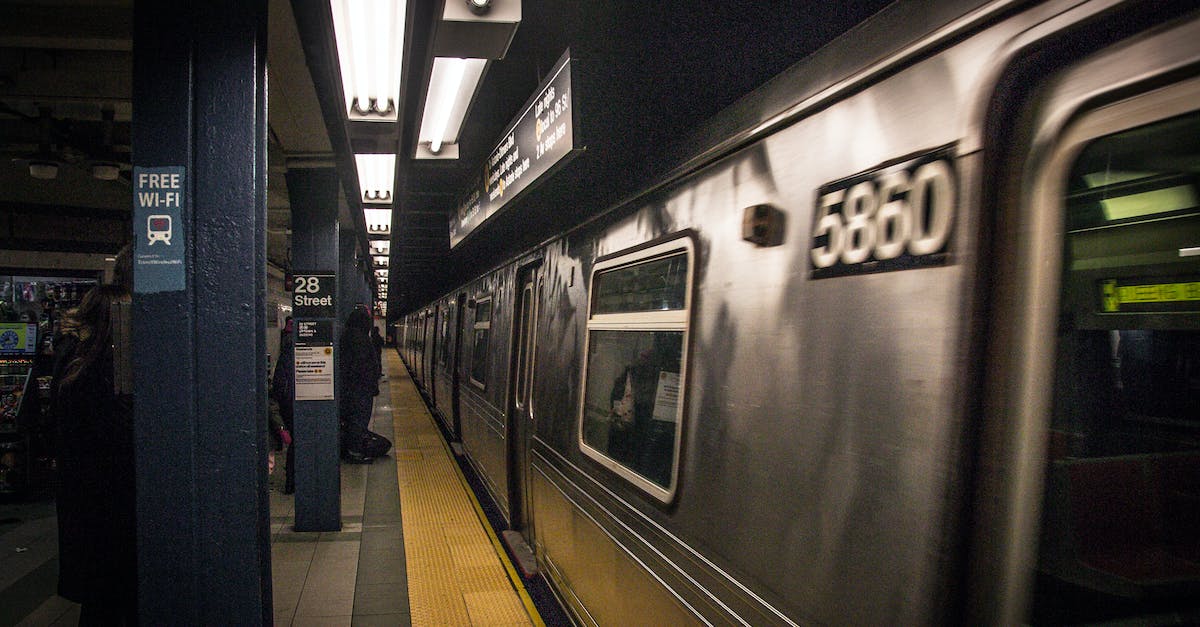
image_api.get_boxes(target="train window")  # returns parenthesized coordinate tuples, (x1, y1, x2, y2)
(440, 304, 453, 369)
(592, 253, 689, 314)
(1030, 112, 1199, 624)
(470, 297, 491, 387)
(579, 237, 693, 502)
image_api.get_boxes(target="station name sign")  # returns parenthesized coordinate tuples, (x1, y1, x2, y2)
(450, 50, 578, 248)
(292, 273, 336, 318)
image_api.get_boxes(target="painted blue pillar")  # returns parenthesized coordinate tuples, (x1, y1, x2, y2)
(131, 1, 271, 624)
(338, 230, 367, 324)
(286, 167, 342, 532)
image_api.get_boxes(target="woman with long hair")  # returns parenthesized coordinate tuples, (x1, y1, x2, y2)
(52, 282, 136, 625)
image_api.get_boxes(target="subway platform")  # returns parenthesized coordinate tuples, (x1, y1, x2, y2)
(0, 351, 557, 626)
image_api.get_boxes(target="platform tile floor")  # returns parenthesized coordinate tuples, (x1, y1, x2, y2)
(1, 353, 542, 626)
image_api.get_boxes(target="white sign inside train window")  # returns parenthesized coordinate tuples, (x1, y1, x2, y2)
(809, 146, 957, 279)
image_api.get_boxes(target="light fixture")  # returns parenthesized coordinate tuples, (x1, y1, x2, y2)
(29, 161, 58, 180)
(364, 208, 392, 236)
(91, 163, 120, 181)
(373, 255, 389, 267)
(370, 240, 390, 255)
(330, 0, 408, 122)
(465, 0, 491, 15)
(354, 154, 395, 204)
(417, 57, 487, 157)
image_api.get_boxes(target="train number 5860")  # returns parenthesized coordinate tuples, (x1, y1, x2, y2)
(809, 150, 957, 279)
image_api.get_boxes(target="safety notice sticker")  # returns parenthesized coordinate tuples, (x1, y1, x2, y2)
(294, 319, 334, 401)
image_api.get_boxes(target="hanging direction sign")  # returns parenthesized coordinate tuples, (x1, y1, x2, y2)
(451, 50, 578, 248)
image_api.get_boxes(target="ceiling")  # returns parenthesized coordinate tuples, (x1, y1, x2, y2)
(0, 0, 894, 315)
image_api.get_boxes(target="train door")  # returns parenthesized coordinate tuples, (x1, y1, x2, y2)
(450, 294, 466, 440)
(427, 308, 438, 406)
(505, 265, 540, 563)
(970, 19, 1200, 625)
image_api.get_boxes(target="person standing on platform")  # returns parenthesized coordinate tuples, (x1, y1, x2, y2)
(271, 317, 296, 494)
(51, 249, 136, 625)
(370, 324, 384, 380)
(339, 305, 388, 462)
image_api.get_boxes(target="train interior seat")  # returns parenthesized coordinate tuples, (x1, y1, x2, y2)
(1042, 451, 1200, 597)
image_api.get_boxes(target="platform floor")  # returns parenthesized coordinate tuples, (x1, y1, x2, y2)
(0, 351, 544, 626)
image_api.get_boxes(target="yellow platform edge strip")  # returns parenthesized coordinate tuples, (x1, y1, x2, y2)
(388, 354, 546, 627)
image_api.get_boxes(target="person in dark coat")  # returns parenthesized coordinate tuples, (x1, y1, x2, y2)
(271, 317, 296, 493)
(369, 324, 384, 379)
(339, 306, 385, 462)
(52, 282, 136, 625)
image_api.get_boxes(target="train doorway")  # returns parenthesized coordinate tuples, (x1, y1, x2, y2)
(504, 264, 540, 574)
(970, 22, 1200, 625)
(448, 296, 465, 441)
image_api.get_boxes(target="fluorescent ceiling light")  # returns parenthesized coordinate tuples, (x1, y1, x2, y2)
(418, 57, 487, 156)
(29, 161, 58, 179)
(373, 255, 389, 267)
(330, 0, 407, 122)
(375, 269, 388, 279)
(91, 163, 120, 180)
(355, 154, 395, 204)
(370, 240, 390, 255)
(364, 208, 392, 236)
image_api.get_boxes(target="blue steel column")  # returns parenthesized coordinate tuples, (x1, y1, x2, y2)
(131, 1, 270, 624)
(286, 167, 342, 531)
(338, 230, 367, 322)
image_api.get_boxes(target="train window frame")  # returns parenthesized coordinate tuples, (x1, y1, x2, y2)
(469, 295, 492, 389)
(440, 302, 453, 370)
(977, 72, 1200, 626)
(577, 236, 694, 504)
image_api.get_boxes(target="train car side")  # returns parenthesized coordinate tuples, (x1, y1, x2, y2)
(397, 1, 1200, 624)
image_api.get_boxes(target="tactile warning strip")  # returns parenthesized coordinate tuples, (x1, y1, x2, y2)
(386, 353, 540, 626)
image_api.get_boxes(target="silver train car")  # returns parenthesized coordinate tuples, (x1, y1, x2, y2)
(398, 0, 1200, 624)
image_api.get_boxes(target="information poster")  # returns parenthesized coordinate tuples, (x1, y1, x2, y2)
(652, 371, 681, 422)
(133, 166, 187, 293)
(0, 323, 37, 355)
(294, 319, 334, 401)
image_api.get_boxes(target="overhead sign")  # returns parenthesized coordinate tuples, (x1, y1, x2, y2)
(451, 50, 579, 248)
(292, 273, 336, 318)
(294, 319, 334, 401)
(133, 166, 187, 293)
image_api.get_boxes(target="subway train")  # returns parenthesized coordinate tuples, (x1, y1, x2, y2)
(397, 0, 1200, 624)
